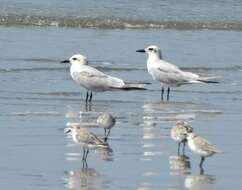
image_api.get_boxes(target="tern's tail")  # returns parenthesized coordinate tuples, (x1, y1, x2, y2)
(197, 76, 219, 84)
(121, 82, 148, 90)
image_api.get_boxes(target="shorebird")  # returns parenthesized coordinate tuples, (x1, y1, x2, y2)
(171, 121, 193, 155)
(61, 54, 146, 102)
(64, 126, 109, 161)
(136, 45, 218, 100)
(97, 113, 116, 142)
(186, 132, 221, 171)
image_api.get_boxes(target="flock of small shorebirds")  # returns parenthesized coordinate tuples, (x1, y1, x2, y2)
(63, 45, 221, 172)
(65, 114, 221, 172)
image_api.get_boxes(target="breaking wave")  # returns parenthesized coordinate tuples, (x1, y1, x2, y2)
(1, 15, 242, 30)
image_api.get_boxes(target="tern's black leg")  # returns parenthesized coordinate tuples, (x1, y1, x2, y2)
(167, 87, 170, 101)
(85, 91, 89, 103)
(161, 87, 164, 101)
(178, 142, 181, 155)
(89, 91, 92, 102)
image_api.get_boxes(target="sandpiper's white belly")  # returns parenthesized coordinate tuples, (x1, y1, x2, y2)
(188, 139, 213, 157)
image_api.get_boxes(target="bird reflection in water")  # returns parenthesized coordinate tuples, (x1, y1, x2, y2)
(184, 171, 216, 190)
(65, 104, 98, 130)
(169, 154, 191, 176)
(96, 146, 113, 161)
(142, 101, 196, 125)
(64, 167, 111, 190)
(85, 102, 92, 112)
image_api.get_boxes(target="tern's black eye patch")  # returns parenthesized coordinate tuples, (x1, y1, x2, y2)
(72, 57, 77, 60)
(148, 48, 154, 51)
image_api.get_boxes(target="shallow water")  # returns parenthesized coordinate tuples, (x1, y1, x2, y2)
(0, 26, 242, 190)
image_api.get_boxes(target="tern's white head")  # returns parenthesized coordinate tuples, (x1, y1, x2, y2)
(136, 45, 162, 59)
(61, 54, 88, 65)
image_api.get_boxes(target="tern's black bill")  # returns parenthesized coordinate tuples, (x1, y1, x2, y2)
(136, 49, 145, 53)
(60, 60, 70, 63)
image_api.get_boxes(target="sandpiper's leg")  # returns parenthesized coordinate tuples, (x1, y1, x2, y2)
(107, 129, 111, 137)
(104, 129, 108, 142)
(85, 91, 89, 103)
(85, 148, 89, 160)
(104, 129, 111, 142)
(82, 160, 85, 168)
(104, 129, 107, 137)
(89, 91, 92, 102)
(199, 156, 205, 168)
(82, 147, 86, 161)
(200, 167, 204, 175)
(199, 158, 205, 174)
(167, 87, 170, 101)
(178, 142, 181, 155)
(84, 161, 88, 169)
(82, 158, 88, 168)
(182, 141, 186, 155)
(161, 87, 164, 101)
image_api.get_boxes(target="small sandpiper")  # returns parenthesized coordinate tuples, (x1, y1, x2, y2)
(64, 126, 109, 161)
(97, 113, 116, 142)
(186, 132, 221, 172)
(171, 121, 193, 155)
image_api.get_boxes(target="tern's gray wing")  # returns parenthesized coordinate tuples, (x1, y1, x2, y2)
(152, 60, 200, 86)
(71, 65, 125, 91)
